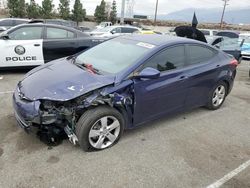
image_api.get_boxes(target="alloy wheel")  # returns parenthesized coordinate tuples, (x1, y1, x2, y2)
(212, 85, 226, 107)
(88, 116, 120, 149)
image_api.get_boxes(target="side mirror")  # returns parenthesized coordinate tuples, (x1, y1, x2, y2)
(0, 33, 9, 40)
(111, 30, 116, 34)
(135, 67, 160, 79)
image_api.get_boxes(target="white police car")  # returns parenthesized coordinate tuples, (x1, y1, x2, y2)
(0, 23, 105, 69)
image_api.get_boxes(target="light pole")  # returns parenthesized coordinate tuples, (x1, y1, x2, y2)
(220, 0, 229, 29)
(120, 0, 126, 25)
(154, 0, 159, 25)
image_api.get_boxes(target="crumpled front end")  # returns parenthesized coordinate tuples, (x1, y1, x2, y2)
(12, 86, 79, 145)
(12, 78, 134, 146)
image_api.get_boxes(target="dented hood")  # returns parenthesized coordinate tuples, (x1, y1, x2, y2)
(19, 59, 115, 101)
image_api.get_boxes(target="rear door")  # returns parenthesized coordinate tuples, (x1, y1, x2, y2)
(0, 26, 44, 68)
(184, 44, 220, 108)
(43, 26, 78, 63)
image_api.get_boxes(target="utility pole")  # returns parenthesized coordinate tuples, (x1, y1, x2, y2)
(220, 0, 229, 29)
(154, 0, 159, 25)
(120, 0, 126, 25)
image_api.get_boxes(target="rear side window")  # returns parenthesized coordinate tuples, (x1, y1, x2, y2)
(46, 27, 75, 39)
(121, 27, 138, 33)
(187, 45, 216, 65)
(143, 45, 186, 72)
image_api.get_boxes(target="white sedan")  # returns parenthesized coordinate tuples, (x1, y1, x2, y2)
(89, 26, 140, 38)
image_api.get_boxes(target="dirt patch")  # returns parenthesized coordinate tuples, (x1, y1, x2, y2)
(224, 177, 250, 188)
(0, 147, 3, 157)
(0, 114, 19, 143)
(15, 132, 45, 153)
(46, 156, 60, 164)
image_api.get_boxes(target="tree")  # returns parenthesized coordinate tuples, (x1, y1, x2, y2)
(7, 0, 26, 17)
(109, 0, 117, 24)
(72, 0, 86, 26)
(26, 0, 41, 19)
(41, 0, 54, 19)
(94, 0, 107, 23)
(58, 0, 70, 20)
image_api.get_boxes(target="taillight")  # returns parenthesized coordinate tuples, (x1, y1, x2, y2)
(230, 59, 238, 67)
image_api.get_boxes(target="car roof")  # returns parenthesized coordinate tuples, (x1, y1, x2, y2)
(0, 18, 30, 21)
(120, 34, 201, 46)
(6, 23, 84, 35)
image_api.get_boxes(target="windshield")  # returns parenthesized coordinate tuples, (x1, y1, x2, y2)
(75, 38, 152, 74)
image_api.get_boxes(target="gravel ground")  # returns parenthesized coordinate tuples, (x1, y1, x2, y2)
(0, 61, 249, 188)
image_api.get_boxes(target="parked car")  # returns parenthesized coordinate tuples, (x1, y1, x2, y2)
(0, 26, 6, 33)
(200, 29, 218, 36)
(79, 26, 91, 32)
(206, 36, 243, 62)
(96, 22, 112, 29)
(239, 33, 250, 59)
(0, 23, 105, 68)
(216, 31, 240, 38)
(0, 18, 30, 30)
(89, 25, 140, 37)
(13, 35, 238, 151)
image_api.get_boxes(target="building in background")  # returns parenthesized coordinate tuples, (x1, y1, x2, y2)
(0, 0, 7, 9)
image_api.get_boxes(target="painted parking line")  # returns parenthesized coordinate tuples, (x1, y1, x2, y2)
(206, 159, 250, 188)
(0, 91, 13, 95)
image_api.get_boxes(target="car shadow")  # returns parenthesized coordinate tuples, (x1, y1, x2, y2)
(123, 107, 209, 139)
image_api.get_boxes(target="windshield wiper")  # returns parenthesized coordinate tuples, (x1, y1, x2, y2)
(69, 56, 101, 75)
(82, 63, 101, 74)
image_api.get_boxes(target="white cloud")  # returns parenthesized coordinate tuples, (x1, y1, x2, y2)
(36, 0, 250, 15)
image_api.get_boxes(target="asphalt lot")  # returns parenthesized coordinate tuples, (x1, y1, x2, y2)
(0, 61, 250, 188)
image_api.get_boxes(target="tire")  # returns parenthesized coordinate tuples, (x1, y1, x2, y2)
(75, 105, 125, 152)
(206, 81, 228, 110)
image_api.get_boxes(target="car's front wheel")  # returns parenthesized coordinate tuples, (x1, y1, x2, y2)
(76, 106, 125, 151)
(206, 81, 228, 110)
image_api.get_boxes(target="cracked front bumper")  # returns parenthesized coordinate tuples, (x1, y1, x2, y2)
(12, 88, 41, 132)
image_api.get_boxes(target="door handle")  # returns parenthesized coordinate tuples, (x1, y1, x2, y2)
(216, 64, 220, 67)
(34, 44, 40, 47)
(179, 75, 188, 80)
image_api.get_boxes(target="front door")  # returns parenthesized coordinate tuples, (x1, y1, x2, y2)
(132, 45, 189, 125)
(0, 26, 44, 68)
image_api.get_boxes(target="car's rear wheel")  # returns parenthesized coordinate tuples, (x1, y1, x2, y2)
(76, 106, 124, 151)
(206, 81, 227, 110)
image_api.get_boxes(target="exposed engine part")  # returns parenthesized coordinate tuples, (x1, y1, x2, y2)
(64, 125, 78, 145)
(37, 125, 67, 146)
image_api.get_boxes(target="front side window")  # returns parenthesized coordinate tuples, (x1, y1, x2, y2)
(46, 27, 75, 39)
(187, 45, 216, 65)
(9, 26, 43, 40)
(143, 45, 186, 72)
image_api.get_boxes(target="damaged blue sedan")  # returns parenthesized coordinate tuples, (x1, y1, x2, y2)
(13, 35, 238, 151)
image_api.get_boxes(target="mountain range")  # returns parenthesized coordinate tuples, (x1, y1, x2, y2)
(151, 8, 250, 24)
